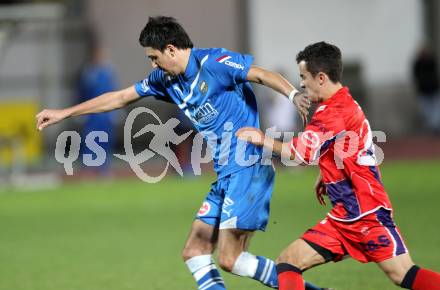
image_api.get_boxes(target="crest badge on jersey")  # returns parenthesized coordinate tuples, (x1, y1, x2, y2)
(199, 80, 209, 94)
(301, 130, 320, 149)
(198, 201, 211, 216)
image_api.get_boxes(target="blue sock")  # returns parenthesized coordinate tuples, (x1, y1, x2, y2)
(254, 255, 278, 288)
(231, 252, 324, 289)
(231, 252, 277, 288)
(186, 255, 226, 290)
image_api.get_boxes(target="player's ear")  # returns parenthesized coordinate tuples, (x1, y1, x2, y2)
(318, 72, 326, 86)
(166, 44, 176, 57)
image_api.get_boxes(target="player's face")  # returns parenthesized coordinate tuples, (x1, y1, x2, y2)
(298, 60, 322, 103)
(145, 47, 180, 76)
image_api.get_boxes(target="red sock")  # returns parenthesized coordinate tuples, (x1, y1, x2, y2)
(412, 268, 440, 290)
(276, 263, 305, 290)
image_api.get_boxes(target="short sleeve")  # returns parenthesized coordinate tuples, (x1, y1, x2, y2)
(134, 69, 166, 98)
(207, 49, 254, 86)
(290, 106, 346, 164)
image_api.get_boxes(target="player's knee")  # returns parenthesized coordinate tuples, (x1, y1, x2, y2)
(380, 256, 415, 286)
(276, 240, 314, 271)
(383, 268, 407, 286)
(181, 247, 193, 261)
(217, 253, 237, 273)
(182, 233, 216, 261)
(276, 253, 302, 269)
(182, 245, 204, 261)
(388, 272, 405, 286)
(276, 255, 309, 271)
(276, 252, 291, 265)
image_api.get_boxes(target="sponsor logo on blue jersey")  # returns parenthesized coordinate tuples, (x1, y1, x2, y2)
(194, 102, 218, 124)
(216, 55, 244, 70)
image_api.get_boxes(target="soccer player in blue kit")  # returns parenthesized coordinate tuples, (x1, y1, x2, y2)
(36, 16, 330, 290)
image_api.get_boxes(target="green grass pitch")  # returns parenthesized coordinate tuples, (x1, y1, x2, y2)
(0, 160, 439, 290)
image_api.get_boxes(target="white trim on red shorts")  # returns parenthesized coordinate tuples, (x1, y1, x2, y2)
(327, 205, 393, 222)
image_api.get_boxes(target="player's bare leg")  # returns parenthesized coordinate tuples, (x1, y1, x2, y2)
(182, 220, 218, 259)
(217, 230, 329, 290)
(217, 228, 253, 272)
(182, 220, 226, 290)
(378, 253, 440, 289)
(275, 239, 327, 290)
(277, 239, 327, 270)
(218, 228, 281, 287)
(377, 253, 414, 285)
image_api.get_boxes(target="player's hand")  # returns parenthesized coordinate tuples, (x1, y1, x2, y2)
(292, 92, 310, 127)
(236, 127, 265, 146)
(314, 174, 327, 206)
(36, 109, 68, 131)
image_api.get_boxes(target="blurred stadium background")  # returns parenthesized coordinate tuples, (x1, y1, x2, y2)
(0, 0, 439, 290)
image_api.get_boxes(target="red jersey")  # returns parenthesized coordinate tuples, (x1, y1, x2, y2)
(290, 87, 392, 221)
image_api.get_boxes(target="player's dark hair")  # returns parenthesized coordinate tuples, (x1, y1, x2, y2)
(139, 16, 193, 51)
(296, 41, 342, 83)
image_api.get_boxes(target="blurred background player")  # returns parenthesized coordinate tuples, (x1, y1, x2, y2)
(35, 16, 331, 290)
(237, 41, 440, 290)
(77, 27, 119, 176)
(412, 45, 440, 134)
(261, 68, 301, 134)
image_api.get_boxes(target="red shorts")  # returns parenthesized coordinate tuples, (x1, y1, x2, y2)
(301, 208, 408, 263)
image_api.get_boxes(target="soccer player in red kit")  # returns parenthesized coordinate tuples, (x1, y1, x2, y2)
(237, 42, 440, 290)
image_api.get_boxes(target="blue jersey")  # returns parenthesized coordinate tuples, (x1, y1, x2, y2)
(134, 47, 262, 178)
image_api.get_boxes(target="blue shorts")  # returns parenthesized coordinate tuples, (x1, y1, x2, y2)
(196, 163, 275, 231)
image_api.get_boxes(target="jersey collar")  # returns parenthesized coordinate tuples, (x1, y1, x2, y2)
(321, 86, 349, 105)
(183, 48, 197, 80)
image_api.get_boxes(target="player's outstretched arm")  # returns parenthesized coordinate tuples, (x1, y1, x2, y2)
(246, 66, 310, 121)
(236, 127, 299, 163)
(36, 85, 140, 131)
